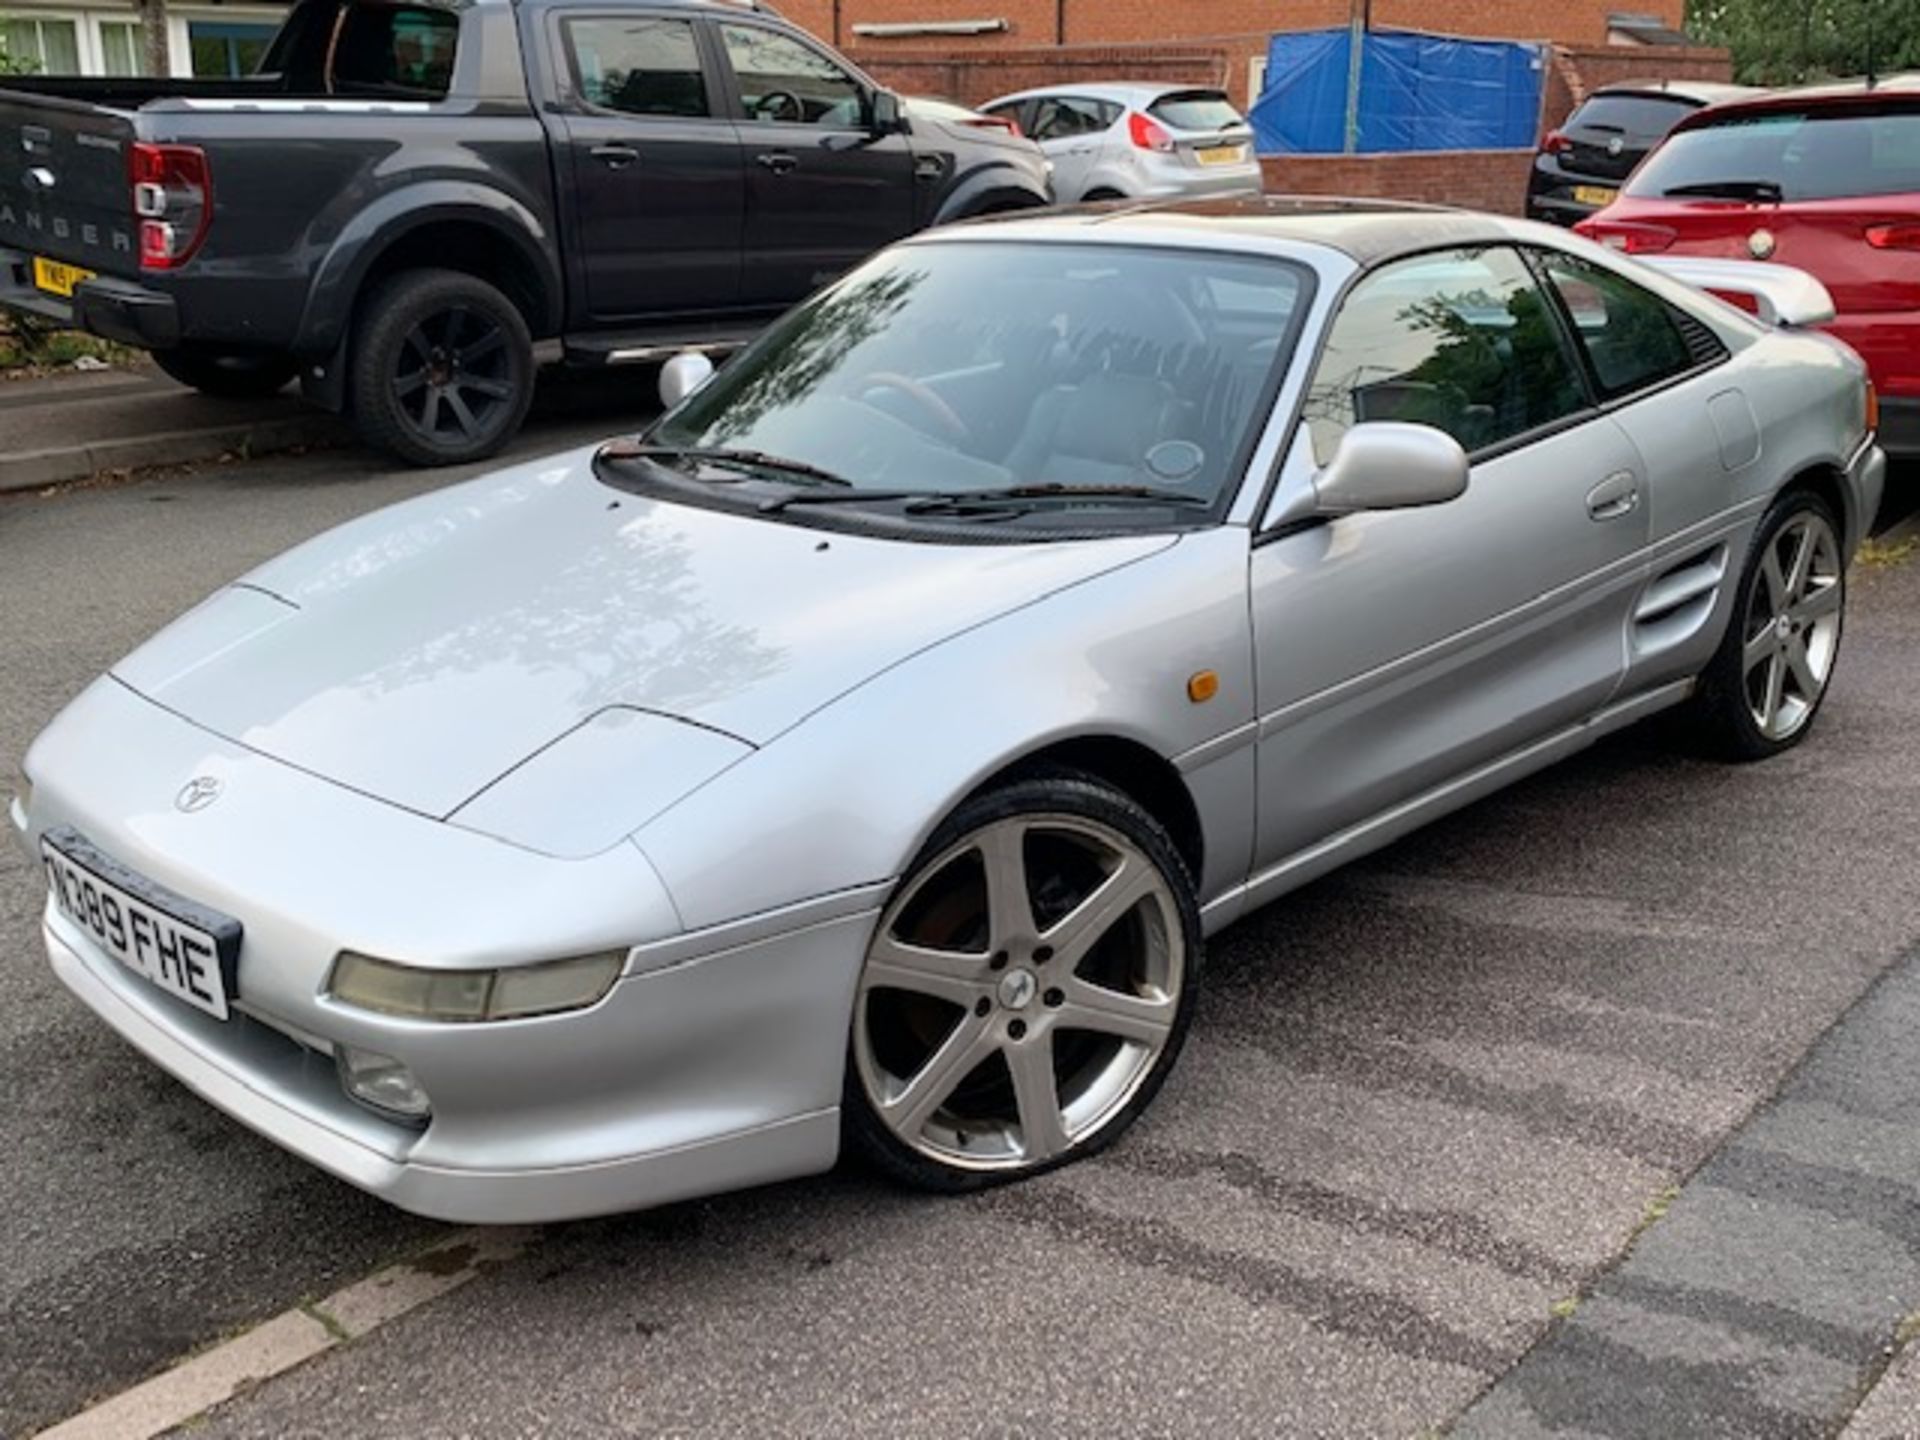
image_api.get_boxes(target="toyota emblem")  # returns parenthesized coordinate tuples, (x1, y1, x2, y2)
(1607, 135, 1625, 157)
(1749, 229, 1777, 260)
(175, 776, 223, 813)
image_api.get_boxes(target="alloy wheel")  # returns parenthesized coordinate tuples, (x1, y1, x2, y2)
(1742, 510, 1843, 742)
(854, 813, 1185, 1172)
(390, 305, 516, 447)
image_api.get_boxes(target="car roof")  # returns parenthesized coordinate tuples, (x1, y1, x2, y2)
(925, 195, 1516, 265)
(1676, 71, 1920, 127)
(1584, 79, 1765, 107)
(985, 81, 1228, 107)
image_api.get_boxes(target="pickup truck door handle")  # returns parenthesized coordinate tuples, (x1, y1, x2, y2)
(590, 143, 639, 168)
(1586, 470, 1641, 521)
(756, 151, 798, 175)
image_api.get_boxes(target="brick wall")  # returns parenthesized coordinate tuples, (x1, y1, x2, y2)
(1541, 43, 1735, 131)
(852, 44, 1231, 106)
(1261, 148, 1537, 214)
(803, 0, 1686, 53)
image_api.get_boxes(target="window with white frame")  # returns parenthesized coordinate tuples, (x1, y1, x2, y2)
(98, 18, 143, 74)
(2, 13, 82, 71)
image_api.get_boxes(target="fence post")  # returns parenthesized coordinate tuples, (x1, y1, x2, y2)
(1342, 0, 1369, 154)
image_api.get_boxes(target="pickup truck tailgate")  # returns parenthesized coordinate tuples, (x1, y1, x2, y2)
(0, 90, 140, 279)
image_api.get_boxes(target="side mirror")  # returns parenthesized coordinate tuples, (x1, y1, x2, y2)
(1312, 422, 1469, 516)
(658, 351, 715, 409)
(869, 89, 904, 135)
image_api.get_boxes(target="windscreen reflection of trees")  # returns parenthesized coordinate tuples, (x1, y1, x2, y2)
(667, 266, 925, 447)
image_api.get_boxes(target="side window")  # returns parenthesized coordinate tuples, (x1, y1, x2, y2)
(1538, 252, 1709, 399)
(566, 16, 708, 118)
(1303, 246, 1590, 463)
(1030, 96, 1110, 142)
(719, 23, 865, 128)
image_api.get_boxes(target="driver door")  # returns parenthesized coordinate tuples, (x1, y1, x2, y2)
(1248, 245, 1651, 875)
(714, 20, 915, 307)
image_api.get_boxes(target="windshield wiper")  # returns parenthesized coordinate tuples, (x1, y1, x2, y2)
(757, 487, 922, 514)
(609, 442, 854, 489)
(905, 483, 1211, 513)
(1661, 180, 1784, 203)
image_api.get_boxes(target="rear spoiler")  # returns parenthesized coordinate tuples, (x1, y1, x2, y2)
(1635, 256, 1837, 328)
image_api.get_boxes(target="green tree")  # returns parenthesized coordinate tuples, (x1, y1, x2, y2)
(1687, 0, 1920, 85)
(0, 34, 38, 76)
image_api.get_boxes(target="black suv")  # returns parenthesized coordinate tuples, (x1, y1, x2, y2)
(0, 0, 1052, 464)
(1526, 80, 1759, 226)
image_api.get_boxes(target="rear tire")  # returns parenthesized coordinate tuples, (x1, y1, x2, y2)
(1680, 488, 1846, 761)
(348, 268, 534, 467)
(151, 346, 298, 399)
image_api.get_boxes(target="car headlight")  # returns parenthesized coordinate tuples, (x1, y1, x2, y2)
(327, 950, 625, 1022)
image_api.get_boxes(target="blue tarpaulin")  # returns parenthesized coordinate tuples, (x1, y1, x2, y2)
(1249, 28, 1543, 155)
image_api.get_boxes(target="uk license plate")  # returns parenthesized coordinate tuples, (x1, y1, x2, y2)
(1573, 185, 1618, 207)
(41, 828, 239, 1020)
(32, 256, 95, 298)
(1197, 144, 1247, 166)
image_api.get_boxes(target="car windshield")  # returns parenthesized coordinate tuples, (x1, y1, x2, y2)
(1627, 106, 1920, 202)
(645, 241, 1308, 512)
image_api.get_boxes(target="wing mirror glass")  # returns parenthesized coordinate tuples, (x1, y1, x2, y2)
(658, 351, 715, 410)
(869, 89, 904, 135)
(1312, 422, 1469, 516)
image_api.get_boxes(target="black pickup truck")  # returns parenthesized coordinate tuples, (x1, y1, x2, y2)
(0, 0, 1051, 463)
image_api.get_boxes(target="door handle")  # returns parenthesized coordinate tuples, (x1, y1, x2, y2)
(590, 143, 639, 168)
(1586, 470, 1640, 521)
(756, 151, 798, 175)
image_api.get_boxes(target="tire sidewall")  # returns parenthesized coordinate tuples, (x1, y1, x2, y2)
(842, 770, 1203, 1193)
(350, 269, 534, 467)
(1699, 488, 1845, 760)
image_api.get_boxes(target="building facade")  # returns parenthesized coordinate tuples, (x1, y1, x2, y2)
(2, 0, 285, 78)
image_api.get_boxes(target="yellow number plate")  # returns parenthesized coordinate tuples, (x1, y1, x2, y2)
(1573, 185, 1619, 207)
(33, 257, 95, 298)
(1197, 144, 1247, 166)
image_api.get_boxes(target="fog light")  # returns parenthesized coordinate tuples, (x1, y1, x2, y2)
(336, 1045, 431, 1123)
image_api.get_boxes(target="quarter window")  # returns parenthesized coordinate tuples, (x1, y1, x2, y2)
(567, 17, 707, 118)
(1538, 253, 1701, 399)
(1304, 246, 1589, 463)
(719, 24, 864, 128)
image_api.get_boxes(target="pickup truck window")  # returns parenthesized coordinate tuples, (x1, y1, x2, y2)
(328, 2, 458, 96)
(566, 17, 709, 118)
(718, 23, 865, 128)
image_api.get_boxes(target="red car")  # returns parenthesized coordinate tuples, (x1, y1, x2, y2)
(1577, 80, 1920, 456)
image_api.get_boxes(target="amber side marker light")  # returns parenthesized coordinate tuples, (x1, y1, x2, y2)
(1187, 670, 1220, 703)
(1866, 379, 1880, 437)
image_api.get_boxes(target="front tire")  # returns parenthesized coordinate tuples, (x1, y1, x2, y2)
(151, 345, 298, 399)
(1683, 488, 1846, 761)
(348, 268, 534, 467)
(844, 771, 1201, 1193)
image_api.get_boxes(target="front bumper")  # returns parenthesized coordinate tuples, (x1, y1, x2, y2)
(17, 677, 875, 1223)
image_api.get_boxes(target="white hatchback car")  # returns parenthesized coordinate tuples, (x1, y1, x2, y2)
(981, 82, 1262, 203)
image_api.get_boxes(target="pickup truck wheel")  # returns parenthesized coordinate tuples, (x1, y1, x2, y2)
(350, 269, 533, 467)
(151, 347, 298, 399)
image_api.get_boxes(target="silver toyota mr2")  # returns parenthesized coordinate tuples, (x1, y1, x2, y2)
(12, 199, 1885, 1221)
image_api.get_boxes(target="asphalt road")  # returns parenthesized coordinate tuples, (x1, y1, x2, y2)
(2, 419, 1918, 1437)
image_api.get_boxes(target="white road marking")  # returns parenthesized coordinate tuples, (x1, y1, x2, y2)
(33, 1229, 533, 1440)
